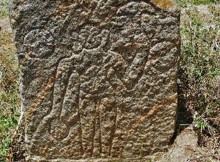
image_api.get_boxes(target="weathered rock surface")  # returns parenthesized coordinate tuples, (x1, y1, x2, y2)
(9, 0, 180, 161)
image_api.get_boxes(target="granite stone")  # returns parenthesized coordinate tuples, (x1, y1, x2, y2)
(10, 0, 180, 161)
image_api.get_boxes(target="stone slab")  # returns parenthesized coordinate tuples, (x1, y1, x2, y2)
(10, 0, 180, 161)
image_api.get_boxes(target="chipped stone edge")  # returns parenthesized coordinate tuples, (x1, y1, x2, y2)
(150, 0, 180, 13)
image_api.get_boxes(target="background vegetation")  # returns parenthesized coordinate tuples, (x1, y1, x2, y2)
(0, 0, 219, 161)
(0, 0, 8, 18)
(177, 0, 218, 5)
(178, 0, 219, 143)
(0, 0, 20, 161)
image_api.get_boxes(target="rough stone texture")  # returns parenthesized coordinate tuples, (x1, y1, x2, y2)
(10, 0, 180, 161)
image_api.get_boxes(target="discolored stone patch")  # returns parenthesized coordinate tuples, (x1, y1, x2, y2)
(9, 0, 180, 161)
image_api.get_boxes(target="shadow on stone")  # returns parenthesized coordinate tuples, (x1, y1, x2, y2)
(170, 67, 193, 145)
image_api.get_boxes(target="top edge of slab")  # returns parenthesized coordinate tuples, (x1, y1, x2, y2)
(150, 0, 179, 12)
(9, 0, 180, 12)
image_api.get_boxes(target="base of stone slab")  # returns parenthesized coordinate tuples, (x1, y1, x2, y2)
(28, 156, 158, 162)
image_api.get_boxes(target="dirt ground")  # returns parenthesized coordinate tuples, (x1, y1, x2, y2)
(158, 125, 220, 162)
